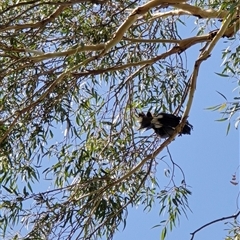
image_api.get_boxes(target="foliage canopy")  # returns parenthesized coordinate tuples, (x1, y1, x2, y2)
(0, 0, 239, 239)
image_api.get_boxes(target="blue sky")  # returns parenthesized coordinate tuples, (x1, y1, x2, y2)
(114, 24, 239, 239)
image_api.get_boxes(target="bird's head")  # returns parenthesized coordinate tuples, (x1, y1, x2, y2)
(136, 111, 153, 130)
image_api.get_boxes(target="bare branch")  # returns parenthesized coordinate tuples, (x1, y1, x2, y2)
(190, 211, 240, 240)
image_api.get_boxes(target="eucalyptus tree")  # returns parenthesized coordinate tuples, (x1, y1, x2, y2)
(0, 0, 239, 239)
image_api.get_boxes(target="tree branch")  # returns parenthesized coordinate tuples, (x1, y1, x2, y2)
(151, 6, 228, 20)
(190, 211, 240, 240)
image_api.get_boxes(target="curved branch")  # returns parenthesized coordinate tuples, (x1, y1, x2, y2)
(16, 33, 210, 62)
(0, 5, 67, 32)
(181, 11, 235, 129)
(100, 0, 188, 56)
(149, 2, 238, 23)
(30, 44, 105, 62)
(190, 211, 240, 240)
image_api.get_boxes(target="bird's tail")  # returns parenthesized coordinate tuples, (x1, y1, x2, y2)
(182, 122, 193, 135)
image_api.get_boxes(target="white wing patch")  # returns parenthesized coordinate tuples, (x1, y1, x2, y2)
(151, 118, 163, 128)
(136, 116, 143, 123)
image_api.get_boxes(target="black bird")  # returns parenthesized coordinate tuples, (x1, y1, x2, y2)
(136, 111, 193, 138)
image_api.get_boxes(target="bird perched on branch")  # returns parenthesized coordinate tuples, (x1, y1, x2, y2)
(136, 111, 193, 138)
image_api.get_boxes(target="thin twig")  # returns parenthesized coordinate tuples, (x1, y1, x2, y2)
(190, 211, 240, 240)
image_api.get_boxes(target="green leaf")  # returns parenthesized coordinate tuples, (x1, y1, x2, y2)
(218, 103, 227, 111)
(215, 72, 229, 77)
(161, 227, 167, 240)
(205, 104, 222, 111)
(226, 122, 231, 135)
(215, 118, 228, 122)
(151, 224, 161, 229)
(216, 91, 228, 101)
(2, 185, 13, 194)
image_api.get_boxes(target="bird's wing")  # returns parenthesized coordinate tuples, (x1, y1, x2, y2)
(152, 113, 180, 128)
